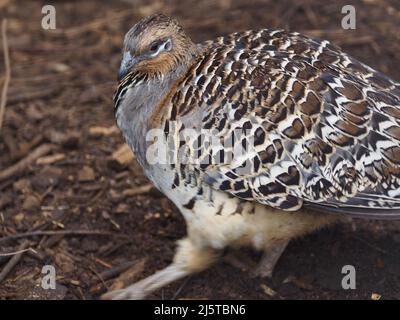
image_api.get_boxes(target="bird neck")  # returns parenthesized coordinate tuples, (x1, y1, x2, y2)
(115, 55, 197, 169)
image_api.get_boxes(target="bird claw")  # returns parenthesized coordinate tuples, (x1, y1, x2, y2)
(101, 285, 147, 300)
(222, 250, 257, 271)
(250, 242, 289, 279)
(101, 261, 191, 300)
(249, 265, 274, 279)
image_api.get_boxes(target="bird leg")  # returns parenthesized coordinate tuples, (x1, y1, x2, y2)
(102, 238, 219, 300)
(250, 241, 289, 278)
(222, 249, 258, 271)
(102, 263, 188, 300)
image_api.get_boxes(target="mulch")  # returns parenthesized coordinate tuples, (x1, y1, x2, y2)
(0, 0, 399, 300)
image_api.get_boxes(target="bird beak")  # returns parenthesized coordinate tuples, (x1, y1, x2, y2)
(118, 51, 137, 81)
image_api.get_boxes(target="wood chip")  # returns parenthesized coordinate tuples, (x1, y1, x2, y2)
(49, 62, 70, 73)
(110, 144, 135, 166)
(89, 125, 119, 137)
(114, 203, 130, 214)
(371, 293, 382, 300)
(77, 166, 95, 181)
(108, 258, 146, 291)
(22, 194, 40, 210)
(0, 1, 10, 10)
(0, 144, 54, 182)
(260, 283, 277, 297)
(122, 184, 154, 197)
(13, 178, 31, 193)
(13, 212, 25, 223)
(70, 280, 81, 286)
(36, 153, 65, 165)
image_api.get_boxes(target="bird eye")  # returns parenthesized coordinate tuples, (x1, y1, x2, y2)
(149, 42, 160, 53)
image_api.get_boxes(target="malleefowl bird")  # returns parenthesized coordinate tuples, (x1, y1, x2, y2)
(104, 14, 400, 299)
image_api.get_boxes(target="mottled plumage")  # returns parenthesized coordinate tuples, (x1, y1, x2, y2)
(105, 14, 400, 299)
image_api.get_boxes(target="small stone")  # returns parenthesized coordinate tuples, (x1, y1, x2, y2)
(154, 212, 161, 219)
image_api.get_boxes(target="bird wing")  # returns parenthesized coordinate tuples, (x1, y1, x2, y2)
(169, 29, 400, 218)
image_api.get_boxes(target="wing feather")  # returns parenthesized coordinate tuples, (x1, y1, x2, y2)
(170, 29, 400, 218)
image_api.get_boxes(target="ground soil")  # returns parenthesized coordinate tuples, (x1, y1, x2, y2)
(0, 0, 399, 300)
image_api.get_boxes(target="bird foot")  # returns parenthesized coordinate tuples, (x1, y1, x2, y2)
(249, 264, 274, 278)
(102, 284, 147, 300)
(222, 250, 257, 271)
(250, 242, 289, 279)
(222, 242, 288, 278)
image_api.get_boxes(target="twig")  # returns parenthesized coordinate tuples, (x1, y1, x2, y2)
(352, 235, 391, 256)
(0, 241, 29, 283)
(0, 229, 119, 245)
(89, 258, 144, 295)
(99, 260, 141, 281)
(87, 182, 108, 205)
(89, 266, 109, 291)
(122, 184, 154, 197)
(8, 134, 44, 163)
(94, 257, 113, 269)
(0, 143, 54, 182)
(0, 247, 37, 257)
(0, 19, 11, 132)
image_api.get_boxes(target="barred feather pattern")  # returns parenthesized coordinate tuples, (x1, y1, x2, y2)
(145, 29, 400, 218)
(114, 72, 148, 113)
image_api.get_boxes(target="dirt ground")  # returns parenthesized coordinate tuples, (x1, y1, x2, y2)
(0, 0, 400, 300)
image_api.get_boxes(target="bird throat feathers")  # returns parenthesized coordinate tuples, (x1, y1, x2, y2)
(135, 51, 180, 77)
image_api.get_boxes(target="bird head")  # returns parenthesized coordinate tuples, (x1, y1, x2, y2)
(118, 14, 196, 81)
